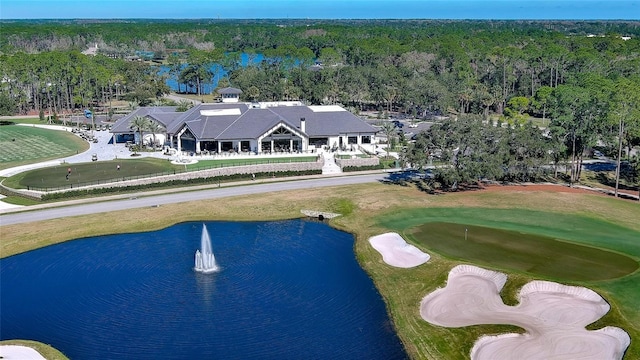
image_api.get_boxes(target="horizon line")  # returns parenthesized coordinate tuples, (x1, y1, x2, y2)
(2, 18, 638, 21)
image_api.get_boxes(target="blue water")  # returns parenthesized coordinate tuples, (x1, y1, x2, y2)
(0, 220, 407, 360)
(159, 53, 264, 94)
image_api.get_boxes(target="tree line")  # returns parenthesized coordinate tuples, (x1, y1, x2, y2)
(401, 73, 640, 195)
(0, 50, 169, 116)
(1, 20, 639, 194)
(2, 20, 639, 115)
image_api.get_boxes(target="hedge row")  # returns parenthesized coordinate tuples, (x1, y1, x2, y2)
(341, 164, 384, 172)
(41, 170, 322, 201)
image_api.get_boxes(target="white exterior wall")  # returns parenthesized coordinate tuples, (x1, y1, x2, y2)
(221, 94, 240, 103)
(328, 136, 340, 149)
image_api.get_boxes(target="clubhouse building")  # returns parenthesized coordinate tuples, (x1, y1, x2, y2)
(110, 88, 378, 155)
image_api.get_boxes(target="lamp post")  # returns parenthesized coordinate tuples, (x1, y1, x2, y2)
(45, 82, 53, 124)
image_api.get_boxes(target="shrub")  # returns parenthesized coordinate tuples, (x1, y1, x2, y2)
(342, 164, 384, 172)
(40, 170, 322, 201)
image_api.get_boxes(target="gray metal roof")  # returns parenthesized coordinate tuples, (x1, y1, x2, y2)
(268, 106, 378, 137)
(110, 106, 177, 134)
(166, 103, 249, 135)
(113, 102, 377, 141)
(217, 87, 243, 94)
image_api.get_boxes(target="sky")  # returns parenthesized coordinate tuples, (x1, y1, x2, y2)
(1, 0, 638, 20)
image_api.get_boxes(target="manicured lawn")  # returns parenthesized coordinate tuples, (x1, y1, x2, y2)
(4, 158, 175, 190)
(0, 125, 88, 170)
(372, 203, 640, 358)
(3, 156, 320, 190)
(410, 221, 638, 281)
(185, 156, 318, 171)
(375, 207, 640, 259)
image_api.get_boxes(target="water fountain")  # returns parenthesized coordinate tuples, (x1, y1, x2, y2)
(194, 224, 219, 273)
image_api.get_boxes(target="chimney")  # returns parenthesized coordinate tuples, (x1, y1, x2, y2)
(300, 117, 306, 133)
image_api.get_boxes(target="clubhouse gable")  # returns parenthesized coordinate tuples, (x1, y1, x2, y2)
(111, 99, 378, 155)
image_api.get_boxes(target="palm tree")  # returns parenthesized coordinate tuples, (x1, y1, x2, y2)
(129, 115, 150, 149)
(176, 100, 189, 112)
(380, 121, 397, 158)
(147, 120, 165, 151)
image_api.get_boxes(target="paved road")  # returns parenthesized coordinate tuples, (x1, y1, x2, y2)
(0, 173, 386, 226)
(163, 94, 202, 105)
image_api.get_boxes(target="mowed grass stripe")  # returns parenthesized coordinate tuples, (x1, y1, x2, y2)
(0, 125, 88, 169)
(185, 156, 319, 170)
(4, 156, 321, 189)
(376, 207, 640, 257)
(5, 158, 175, 189)
(410, 222, 639, 281)
(1, 135, 71, 161)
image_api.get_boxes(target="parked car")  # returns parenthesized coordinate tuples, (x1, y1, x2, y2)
(91, 153, 98, 161)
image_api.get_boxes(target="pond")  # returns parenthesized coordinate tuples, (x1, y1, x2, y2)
(158, 53, 265, 94)
(1, 220, 407, 360)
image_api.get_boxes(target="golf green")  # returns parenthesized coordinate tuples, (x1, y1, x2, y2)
(410, 222, 639, 281)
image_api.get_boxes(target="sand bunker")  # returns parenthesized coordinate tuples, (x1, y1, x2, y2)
(368, 232, 430, 268)
(420, 265, 630, 360)
(0, 345, 46, 360)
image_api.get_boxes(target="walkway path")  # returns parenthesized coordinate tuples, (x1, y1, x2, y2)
(163, 94, 202, 105)
(321, 152, 342, 174)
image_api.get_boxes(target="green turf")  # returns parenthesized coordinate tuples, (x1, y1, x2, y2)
(3, 156, 320, 190)
(2, 117, 43, 125)
(4, 158, 176, 190)
(411, 222, 638, 281)
(375, 206, 640, 327)
(184, 156, 319, 170)
(376, 207, 640, 257)
(0, 125, 88, 170)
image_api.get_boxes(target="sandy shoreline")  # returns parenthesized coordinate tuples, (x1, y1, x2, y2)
(0, 345, 47, 360)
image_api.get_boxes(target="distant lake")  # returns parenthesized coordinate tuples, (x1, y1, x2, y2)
(158, 53, 264, 94)
(0, 220, 407, 360)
